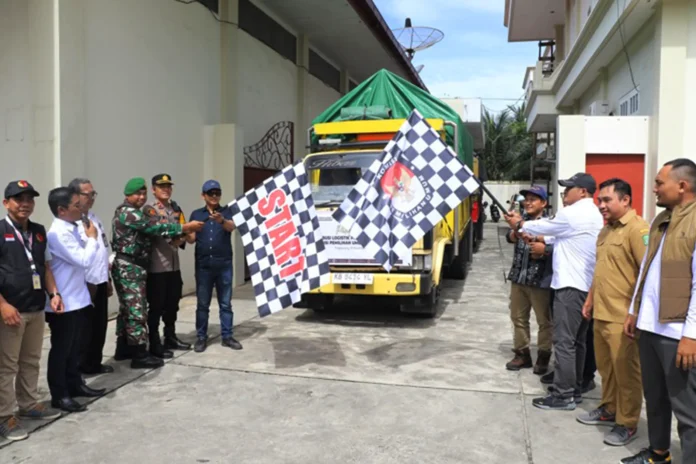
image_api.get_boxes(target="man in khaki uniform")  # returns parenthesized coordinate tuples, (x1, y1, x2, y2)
(578, 178, 647, 447)
(143, 174, 191, 359)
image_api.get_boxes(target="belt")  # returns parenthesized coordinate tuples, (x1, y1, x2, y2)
(115, 253, 149, 269)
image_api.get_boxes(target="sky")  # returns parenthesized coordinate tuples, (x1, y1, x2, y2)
(373, 0, 538, 113)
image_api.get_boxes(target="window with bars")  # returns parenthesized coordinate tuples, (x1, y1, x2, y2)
(619, 89, 639, 116)
(239, 0, 296, 62)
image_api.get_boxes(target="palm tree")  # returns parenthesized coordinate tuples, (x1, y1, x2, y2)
(481, 102, 533, 181)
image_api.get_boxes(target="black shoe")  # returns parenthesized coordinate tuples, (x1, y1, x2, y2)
(69, 384, 106, 398)
(149, 336, 174, 359)
(51, 397, 87, 413)
(532, 394, 576, 411)
(540, 371, 554, 385)
(581, 379, 596, 394)
(114, 336, 135, 361)
(130, 345, 165, 369)
(620, 448, 671, 463)
(163, 334, 192, 351)
(221, 337, 243, 350)
(194, 338, 207, 353)
(80, 364, 115, 375)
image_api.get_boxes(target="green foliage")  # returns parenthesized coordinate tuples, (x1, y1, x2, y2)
(481, 103, 533, 181)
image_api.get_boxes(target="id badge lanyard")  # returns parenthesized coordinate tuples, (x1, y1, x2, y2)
(6, 217, 41, 290)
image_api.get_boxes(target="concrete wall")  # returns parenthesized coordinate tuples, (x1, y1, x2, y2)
(0, 0, 56, 221)
(307, 74, 341, 127)
(237, 30, 298, 146)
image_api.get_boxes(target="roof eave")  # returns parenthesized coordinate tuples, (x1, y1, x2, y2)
(346, 0, 429, 92)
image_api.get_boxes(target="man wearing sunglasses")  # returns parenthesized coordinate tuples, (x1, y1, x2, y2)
(187, 180, 241, 353)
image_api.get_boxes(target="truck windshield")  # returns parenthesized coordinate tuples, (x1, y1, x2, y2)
(305, 151, 381, 204)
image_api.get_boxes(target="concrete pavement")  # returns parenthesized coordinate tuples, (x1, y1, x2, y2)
(0, 223, 682, 463)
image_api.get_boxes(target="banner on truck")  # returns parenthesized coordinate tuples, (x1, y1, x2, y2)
(317, 209, 411, 266)
(333, 109, 479, 272)
(228, 161, 330, 317)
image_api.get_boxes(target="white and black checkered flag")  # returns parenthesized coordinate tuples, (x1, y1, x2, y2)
(333, 109, 480, 271)
(228, 161, 330, 317)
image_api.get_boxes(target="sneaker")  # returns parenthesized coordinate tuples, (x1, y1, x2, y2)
(620, 448, 671, 463)
(18, 403, 62, 421)
(581, 379, 596, 394)
(0, 417, 28, 441)
(605, 425, 637, 446)
(532, 394, 576, 411)
(194, 338, 207, 353)
(576, 407, 616, 426)
(221, 337, 243, 350)
(547, 386, 583, 404)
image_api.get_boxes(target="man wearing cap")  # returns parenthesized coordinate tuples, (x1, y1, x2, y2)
(0, 181, 62, 441)
(505, 172, 603, 411)
(186, 180, 242, 353)
(111, 177, 204, 369)
(142, 174, 190, 359)
(504, 185, 554, 375)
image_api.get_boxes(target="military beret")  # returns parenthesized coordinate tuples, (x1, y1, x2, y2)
(124, 177, 147, 196)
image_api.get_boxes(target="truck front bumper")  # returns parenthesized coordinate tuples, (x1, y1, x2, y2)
(308, 271, 433, 297)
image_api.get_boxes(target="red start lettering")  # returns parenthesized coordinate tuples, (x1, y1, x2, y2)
(258, 189, 305, 279)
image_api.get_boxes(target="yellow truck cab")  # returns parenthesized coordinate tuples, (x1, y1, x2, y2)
(299, 118, 479, 317)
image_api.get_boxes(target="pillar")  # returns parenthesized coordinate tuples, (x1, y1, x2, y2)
(295, 34, 310, 161)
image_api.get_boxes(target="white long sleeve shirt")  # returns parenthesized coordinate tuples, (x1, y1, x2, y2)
(77, 211, 110, 285)
(520, 198, 603, 292)
(629, 234, 696, 340)
(46, 218, 99, 312)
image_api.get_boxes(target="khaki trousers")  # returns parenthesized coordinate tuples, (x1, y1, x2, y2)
(509, 283, 552, 351)
(595, 319, 643, 428)
(0, 310, 45, 420)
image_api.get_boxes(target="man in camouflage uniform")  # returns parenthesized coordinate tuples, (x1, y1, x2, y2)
(111, 177, 203, 369)
(143, 173, 190, 359)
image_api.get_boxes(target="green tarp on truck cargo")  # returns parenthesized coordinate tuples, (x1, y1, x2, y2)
(310, 69, 474, 167)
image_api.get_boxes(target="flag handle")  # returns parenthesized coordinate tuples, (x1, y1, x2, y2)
(474, 177, 510, 214)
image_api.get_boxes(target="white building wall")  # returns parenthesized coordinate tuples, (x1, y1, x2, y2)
(307, 75, 341, 126)
(0, 0, 56, 221)
(237, 31, 298, 146)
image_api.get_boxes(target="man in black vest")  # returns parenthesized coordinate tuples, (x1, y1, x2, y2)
(0, 181, 63, 441)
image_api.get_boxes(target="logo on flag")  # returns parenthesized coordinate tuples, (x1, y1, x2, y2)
(333, 109, 480, 271)
(228, 161, 330, 317)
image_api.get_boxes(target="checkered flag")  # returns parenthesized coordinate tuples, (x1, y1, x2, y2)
(228, 161, 330, 317)
(333, 109, 480, 271)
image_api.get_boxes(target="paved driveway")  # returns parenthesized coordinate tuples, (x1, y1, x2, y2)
(1, 224, 681, 463)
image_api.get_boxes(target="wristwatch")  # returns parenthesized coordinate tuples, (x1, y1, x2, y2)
(48, 292, 62, 299)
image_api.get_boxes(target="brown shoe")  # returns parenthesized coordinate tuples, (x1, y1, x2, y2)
(534, 350, 552, 375)
(506, 348, 533, 371)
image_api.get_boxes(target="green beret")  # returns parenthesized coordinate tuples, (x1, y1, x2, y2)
(124, 177, 146, 196)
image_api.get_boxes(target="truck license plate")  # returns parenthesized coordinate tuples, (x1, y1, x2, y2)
(332, 273, 374, 285)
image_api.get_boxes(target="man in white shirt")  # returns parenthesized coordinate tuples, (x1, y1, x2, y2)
(621, 159, 696, 464)
(45, 187, 106, 413)
(69, 178, 114, 375)
(505, 173, 603, 410)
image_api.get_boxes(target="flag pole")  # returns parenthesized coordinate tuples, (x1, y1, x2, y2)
(473, 177, 510, 213)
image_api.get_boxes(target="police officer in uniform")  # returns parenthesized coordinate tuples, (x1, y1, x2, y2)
(143, 174, 191, 358)
(111, 177, 203, 369)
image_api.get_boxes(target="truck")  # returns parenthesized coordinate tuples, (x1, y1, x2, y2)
(298, 70, 483, 317)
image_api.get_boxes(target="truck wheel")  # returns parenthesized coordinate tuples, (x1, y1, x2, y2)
(400, 285, 440, 318)
(300, 294, 334, 312)
(445, 225, 472, 280)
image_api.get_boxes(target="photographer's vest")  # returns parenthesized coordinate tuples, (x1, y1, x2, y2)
(632, 201, 696, 323)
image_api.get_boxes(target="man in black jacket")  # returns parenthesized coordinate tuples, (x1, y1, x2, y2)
(0, 181, 63, 441)
(505, 185, 554, 374)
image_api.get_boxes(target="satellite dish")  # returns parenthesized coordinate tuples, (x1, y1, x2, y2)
(392, 18, 444, 60)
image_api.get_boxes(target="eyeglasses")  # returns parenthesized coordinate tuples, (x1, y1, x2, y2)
(205, 190, 222, 197)
(80, 191, 98, 199)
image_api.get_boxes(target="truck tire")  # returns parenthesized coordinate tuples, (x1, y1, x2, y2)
(445, 224, 472, 280)
(400, 285, 440, 318)
(297, 294, 334, 312)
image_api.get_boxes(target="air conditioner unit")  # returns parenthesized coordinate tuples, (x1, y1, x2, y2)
(588, 100, 609, 116)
